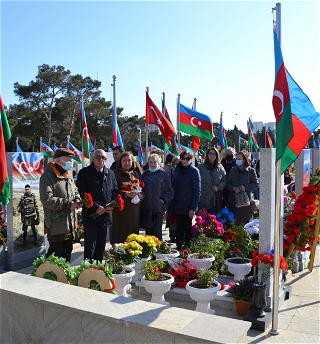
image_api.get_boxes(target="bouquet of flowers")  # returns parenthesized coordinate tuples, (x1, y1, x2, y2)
(90, 194, 124, 220)
(191, 209, 224, 239)
(53, 193, 94, 221)
(166, 258, 197, 288)
(126, 233, 158, 258)
(251, 249, 288, 285)
(215, 208, 235, 228)
(121, 179, 145, 204)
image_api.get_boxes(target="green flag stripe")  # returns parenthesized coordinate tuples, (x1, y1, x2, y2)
(1, 109, 12, 142)
(281, 146, 297, 174)
(0, 175, 10, 206)
(180, 123, 212, 140)
(275, 103, 293, 162)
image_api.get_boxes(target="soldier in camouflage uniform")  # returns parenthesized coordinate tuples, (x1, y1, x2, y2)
(18, 184, 40, 246)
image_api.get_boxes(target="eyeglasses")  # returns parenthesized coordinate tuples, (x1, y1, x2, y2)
(208, 152, 217, 156)
(181, 157, 191, 161)
(94, 155, 107, 160)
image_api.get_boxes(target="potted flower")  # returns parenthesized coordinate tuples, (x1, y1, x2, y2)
(141, 260, 174, 305)
(153, 240, 179, 260)
(188, 233, 215, 270)
(226, 276, 258, 316)
(126, 234, 158, 282)
(186, 268, 221, 314)
(167, 257, 197, 288)
(224, 250, 252, 282)
(250, 250, 289, 317)
(191, 209, 224, 239)
(215, 207, 235, 229)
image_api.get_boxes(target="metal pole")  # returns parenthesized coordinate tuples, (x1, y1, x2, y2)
(177, 94, 181, 153)
(145, 82, 150, 163)
(16, 137, 18, 152)
(193, 98, 197, 110)
(40, 137, 42, 153)
(270, 2, 281, 336)
(163, 89, 167, 162)
(238, 135, 240, 152)
(112, 75, 117, 130)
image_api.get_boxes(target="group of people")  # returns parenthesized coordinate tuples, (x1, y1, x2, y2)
(33, 145, 258, 262)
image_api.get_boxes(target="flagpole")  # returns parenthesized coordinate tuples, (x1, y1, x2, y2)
(238, 135, 240, 152)
(265, 126, 267, 148)
(270, 2, 281, 336)
(145, 81, 150, 164)
(177, 93, 181, 153)
(16, 137, 18, 152)
(162, 87, 167, 162)
(40, 137, 42, 153)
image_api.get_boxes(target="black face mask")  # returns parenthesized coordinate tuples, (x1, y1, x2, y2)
(226, 155, 233, 162)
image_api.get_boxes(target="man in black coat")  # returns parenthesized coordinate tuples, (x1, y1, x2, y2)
(76, 149, 118, 262)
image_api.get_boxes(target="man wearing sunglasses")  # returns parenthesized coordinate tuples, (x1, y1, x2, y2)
(76, 149, 118, 262)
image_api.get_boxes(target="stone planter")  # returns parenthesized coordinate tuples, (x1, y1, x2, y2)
(186, 280, 221, 314)
(234, 299, 252, 317)
(113, 267, 135, 297)
(224, 257, 251, 281)
(141, 273, 174, 305)
(188, 253, 215, 271)
(153, 249, 179, 261)
(132, 257, 151, 283)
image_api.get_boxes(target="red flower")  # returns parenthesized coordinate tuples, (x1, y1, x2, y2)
(100, 266, 104, 271)
(220, 283, 225, 291)
(291, 191, 297, 199)
(178, 281, 187, 288)
(153, 267, 159, 273)
(252, 249, 259, 258)
(83, 193, 94, 208)
(116, 195, 124, 211)
(139, 182, 145, 188)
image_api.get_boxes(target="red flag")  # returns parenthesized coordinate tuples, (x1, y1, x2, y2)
(265, 131, 273, 148)
(192, 136, 201, 152)
(146, 92, 175, 145)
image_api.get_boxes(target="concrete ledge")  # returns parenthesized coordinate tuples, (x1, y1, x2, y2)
(0, 272, 251, 344)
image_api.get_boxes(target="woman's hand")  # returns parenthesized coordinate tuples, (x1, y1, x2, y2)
(239, 185, 245, 192)
(233, 187, 240, 193)
(212, 186, 219, 192)
(189, 210, 195, 219)
(127, 192, 137, 198)
(138, 194, 144, 200)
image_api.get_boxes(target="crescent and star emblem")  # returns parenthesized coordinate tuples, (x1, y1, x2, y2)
(190, 117, 202, 127)
(82, 127, 89, 139)
(273, 90, 284, 116)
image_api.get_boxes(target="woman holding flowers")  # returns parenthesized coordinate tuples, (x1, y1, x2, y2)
(198, 147, 227, 214)
(227, 150, 259, 226)
(140, 154, 174, 240)
(169, 151, 201, 251)
(111, 152, 143, 244)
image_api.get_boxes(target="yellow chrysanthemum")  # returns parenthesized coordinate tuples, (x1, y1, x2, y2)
(145, 235, 161, 247)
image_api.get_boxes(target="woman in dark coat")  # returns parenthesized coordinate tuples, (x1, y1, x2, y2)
(227, 150, 259, 226)
(140, 154, 174, 240)
(110, 152, 142, 244)
(169, 151, 201, 250)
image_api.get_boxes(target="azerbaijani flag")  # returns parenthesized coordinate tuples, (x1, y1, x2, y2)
(239, 137, 249, 146)
(108, 147, 113, 153)
(0, 94, 12, 205)
(179, 104, 213, 140)
(265, 131, 273, 148)
(112, 106, 123, 148)
(219, 113, 228, 149)
(216, 144, 221, 151)
(174, 139, 178, 155)
(313, 138, 317, 149)
(138, 140, 144, 167)
(151, 144, 164, 154)
(68, 142, 83, 163)
(41, 142, 55, 158)
(79, 98, 92, 159)
(192, 136, 201, 152)
(272, 31, 320, 172)
(180, 144, 194, 153)
(247, 121, 259, 151)
(17, 143, 23, 152)
(54, 145, 59, 152)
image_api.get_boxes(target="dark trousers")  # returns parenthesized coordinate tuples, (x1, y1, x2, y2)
(175, 214, 192, 250)
(145, 212, 164, 241)
(84, 226, 108, 262)
(22, 223, 37, 242)
(47, 239, 73, 262)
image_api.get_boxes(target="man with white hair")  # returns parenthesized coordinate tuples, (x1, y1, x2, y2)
(76, 149, 118, 262)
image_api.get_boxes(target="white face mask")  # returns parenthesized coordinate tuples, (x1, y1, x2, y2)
(236, 160, 243, 166)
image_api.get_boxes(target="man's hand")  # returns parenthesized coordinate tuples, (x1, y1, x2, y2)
(189, 210, 195, 219)
(70, 202, 81, 211)
(233, 187, 240, 194)
(212, 186, 219, 192)
(105, 206, 114, 214)
(95, 205, 106, 215)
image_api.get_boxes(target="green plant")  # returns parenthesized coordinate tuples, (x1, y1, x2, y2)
(189, 233, 213, 258)
(226, 276, 258, 301)
(142, 260, 169, 281)
(104, 242, 142, 266)
(157, 241, 174, 254)
(191, 268, 219, 289)
(105, 259, 126, 275)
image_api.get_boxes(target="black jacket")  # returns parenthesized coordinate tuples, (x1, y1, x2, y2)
(76, 163, 118, 227)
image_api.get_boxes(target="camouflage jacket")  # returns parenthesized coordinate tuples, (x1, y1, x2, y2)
(18, 193, 39, 219)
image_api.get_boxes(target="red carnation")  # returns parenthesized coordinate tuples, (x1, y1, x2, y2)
(139, 182, 145, 188)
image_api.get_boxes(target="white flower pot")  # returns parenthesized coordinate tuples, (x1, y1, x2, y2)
(131, 257, 151, 283)
(113, 267, 135, 297)
(141, 273, 174, 305)
(188, 253, 215, 271)
(225, 257, 252, 281)
(153, 249, 179, 261)
(186, 279, 221, 314)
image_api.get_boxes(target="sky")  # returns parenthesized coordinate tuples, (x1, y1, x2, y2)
(1, 0, 319, 134)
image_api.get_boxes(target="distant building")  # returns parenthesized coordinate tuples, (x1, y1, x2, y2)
(252, 121, 275, 134)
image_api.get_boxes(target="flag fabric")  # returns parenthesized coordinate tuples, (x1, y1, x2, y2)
(151, 144, 164, 154)
(112, 106, 123, 147)
(17, 143, 23, 152)
(138, 140, 144, 168)
(180, 144, 194, 153)
(239, 137, 249, 146)
(249, 117, 254, 131)
(219, 114, 228, 149)
(272, 131, 276, 146)
(192, 136, 201, 152)
(265, 131, 273, 148)
(161, 97, 175, 151)
(173, 139, 179, 155)
(0, 94, 12, 205)
(54, 145, 59, 152)
(198, 149, 206, 157)
(216, 144, 221, 151)
(89, 138, 95, 152)
(247, 121, 259, 151)
(273, 31, 320, 172)
(79, 99, 92, 159)
(179, 103, 213, 140)
(313, 138, 317, 149)
(108, 147, 113, 153)
(68, 142, 83, 163)
(146, 92, 175, 145)
(41, 142, 55, 157)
